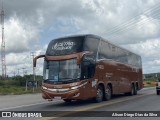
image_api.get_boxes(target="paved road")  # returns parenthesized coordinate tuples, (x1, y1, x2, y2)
(0, 87, 159, 120)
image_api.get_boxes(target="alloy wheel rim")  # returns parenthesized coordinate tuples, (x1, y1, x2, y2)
(97, 89, 103, 101)
(106, 88, 111, 99)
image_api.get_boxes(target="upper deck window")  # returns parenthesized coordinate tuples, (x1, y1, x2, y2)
(46, 36, 100, 57)
(84, 37, 100, 58)
(46, 36, 85, 56)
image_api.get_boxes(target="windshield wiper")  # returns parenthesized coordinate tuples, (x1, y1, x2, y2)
(59, 78, 73, 81)
(43, 79, 63, 84)
(60, 78, 72, 80)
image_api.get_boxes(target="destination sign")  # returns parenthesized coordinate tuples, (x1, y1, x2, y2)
(46, 36, 84, 56)
(52, 41, 74, 50)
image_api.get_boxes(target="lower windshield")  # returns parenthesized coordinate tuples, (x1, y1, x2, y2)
(43, 58, 81, 83)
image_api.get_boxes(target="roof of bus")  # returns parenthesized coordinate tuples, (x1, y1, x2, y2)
(51, 34, 141, 57)
(51, 34, 98, 40)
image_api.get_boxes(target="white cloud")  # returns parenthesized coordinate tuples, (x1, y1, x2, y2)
(122, 38, 160, 73)
(6, 51, 44, 77)
(123, 39, 160, 57)
(0, 0, 160, 75)
(154, 60, 160, 65)
(4, 16, 39, 53)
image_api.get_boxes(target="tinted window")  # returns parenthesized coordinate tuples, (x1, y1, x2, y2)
(84, 37, 99, 58)
(128, 54, 141, 67)
(98, 39, 141, 68)
(99, 41, 115, 59)
(115, 48, 128, 64)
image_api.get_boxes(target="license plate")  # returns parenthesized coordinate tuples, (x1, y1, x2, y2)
(54, 96, 61, 99)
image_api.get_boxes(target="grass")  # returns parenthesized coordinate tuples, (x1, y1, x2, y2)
(143, 81, 157, 88)
(0, 86, 41, 95)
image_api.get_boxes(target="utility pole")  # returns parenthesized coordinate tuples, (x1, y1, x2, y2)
(31, 52, 36, 92)
(13, 71, 15, 77)
(25, 69, 27, 75)
(17, 69, 19, 76)
(1, 0, 6, 79)
(22, 68, 26, 76)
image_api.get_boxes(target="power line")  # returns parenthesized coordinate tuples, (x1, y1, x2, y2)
(107, 12, 160, 41)
(105, 2, 160, 34)
(102, 14, 160, 43)
(31, 52, 36, 92)
(102, 1, 160, 36)
(22, 68, 26, 76)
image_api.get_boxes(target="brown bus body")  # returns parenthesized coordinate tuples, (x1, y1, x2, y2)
(34, 34, 143, 102)
(40, 53, 142, 101)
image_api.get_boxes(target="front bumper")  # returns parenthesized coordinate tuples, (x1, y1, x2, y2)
(42, 88, 84, 100)
(156, 86, 160, 91)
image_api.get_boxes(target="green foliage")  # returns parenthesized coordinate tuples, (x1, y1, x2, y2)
(144, 73, 160, 80)
(0, 75, 43, 94)
(0, 80, 4, 86)
(146, 81, 151, 84)
(0, 86, 41, 95)
(143, 78, 157, 82)
(0, 75, 43, 86)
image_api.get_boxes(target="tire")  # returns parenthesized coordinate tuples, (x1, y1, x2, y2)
(63, 99, 71, 102)
(129, 84, 134, 96)
(104, 85, 112, 101)
(157, 91, 160, 95)
(95, 86, 103, 103)
(134, 84, 137, 95)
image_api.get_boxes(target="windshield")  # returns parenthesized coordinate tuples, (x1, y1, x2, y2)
(43, 58, 81, 83)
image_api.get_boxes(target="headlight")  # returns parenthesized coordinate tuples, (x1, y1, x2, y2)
(42, 86, 47, 90)
(71, 82, 87, 90)
(71, 85, 79, 90)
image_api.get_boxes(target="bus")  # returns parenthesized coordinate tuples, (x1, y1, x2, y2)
(34, 34, 143, 102)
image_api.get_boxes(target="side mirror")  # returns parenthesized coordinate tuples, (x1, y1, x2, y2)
(33, 55, 45, 67)
(81, 54, 96, 79)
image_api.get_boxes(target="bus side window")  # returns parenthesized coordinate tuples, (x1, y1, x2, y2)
(81, 54, 95, 79)
(99, 41, 115, 60)
(84, 37, 99, 59)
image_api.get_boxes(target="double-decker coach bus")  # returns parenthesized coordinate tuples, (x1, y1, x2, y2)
(34, 34, 143, 102)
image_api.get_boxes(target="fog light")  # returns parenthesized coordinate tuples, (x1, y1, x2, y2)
(42, 86, 47, 90)
(48, 99, 53, 101)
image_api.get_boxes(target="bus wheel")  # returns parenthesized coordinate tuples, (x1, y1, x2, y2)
(129, 84, 134, 96)
(134, 84, 137, 95)
(63, 99, 71, 102)
(104, 85, 112, 101)
(95, 86, 103, 103)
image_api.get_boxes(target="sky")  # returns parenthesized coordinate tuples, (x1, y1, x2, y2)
(0, 0, 160, 76)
